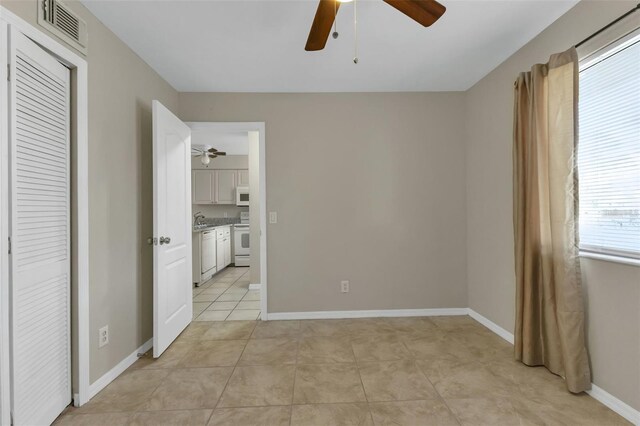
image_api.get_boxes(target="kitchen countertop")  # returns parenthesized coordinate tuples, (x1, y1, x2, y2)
(192, 224, 234, 233)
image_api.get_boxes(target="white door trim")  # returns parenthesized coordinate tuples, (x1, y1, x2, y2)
(0, 7, 90, 419)
(186, 122, 268, 319)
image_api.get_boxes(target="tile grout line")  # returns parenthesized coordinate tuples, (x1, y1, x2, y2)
(349, 332, 375, 422)
(212, 321, 257, 411)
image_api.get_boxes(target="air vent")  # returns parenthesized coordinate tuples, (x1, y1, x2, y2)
(38, 0, 88, 54)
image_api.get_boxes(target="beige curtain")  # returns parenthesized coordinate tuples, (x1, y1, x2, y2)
(513, 47, 591, 393)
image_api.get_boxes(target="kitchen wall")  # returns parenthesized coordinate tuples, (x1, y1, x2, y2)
(179, 93, 468, 313)
(465, 0, 640, 411)
(1, 0, 179, 384)
(249, 131, 261, 285)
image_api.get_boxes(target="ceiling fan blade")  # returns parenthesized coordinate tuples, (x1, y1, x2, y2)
(305, 0, 340, 51)
(208, 148, 218, 153)
(208, 154, 218, 158)
(215, 152, 227, 156)
(383, 0, 446, 27)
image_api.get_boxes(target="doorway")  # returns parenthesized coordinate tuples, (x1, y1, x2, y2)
(187, 122, 267, 320)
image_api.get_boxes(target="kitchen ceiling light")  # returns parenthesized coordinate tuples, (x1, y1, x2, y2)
(200, 152, 210, 165)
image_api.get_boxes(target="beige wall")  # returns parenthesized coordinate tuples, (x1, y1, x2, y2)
(465, 0, 640, 411)
(179, 93, 469, 313)
(1, 0, 179, 383)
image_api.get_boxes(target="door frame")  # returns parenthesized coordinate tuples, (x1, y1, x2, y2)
(186, 122, 268, 319)
(0, 7, 91, 421)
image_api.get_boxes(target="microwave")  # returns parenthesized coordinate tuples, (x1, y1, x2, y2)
(236, 186, 249, 206)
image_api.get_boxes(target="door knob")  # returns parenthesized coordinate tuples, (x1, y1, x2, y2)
(159, 236, 171, 245)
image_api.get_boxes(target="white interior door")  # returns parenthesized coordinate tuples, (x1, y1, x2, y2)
(153, 100, 192, 357)
(9, 30, 71, 425)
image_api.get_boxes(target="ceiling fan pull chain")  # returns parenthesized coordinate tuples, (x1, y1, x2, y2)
(332, 0, 339, 39)
(353, 0, 358, 64)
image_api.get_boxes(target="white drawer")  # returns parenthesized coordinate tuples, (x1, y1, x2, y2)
(216, 228, 225, 239)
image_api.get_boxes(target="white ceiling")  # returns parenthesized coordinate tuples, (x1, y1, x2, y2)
(190, 128, 249, 155)
(81, 0, 578, 92)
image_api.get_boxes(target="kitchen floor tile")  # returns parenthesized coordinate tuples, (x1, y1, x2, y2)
(216, 293, 244, 302)
(235, 300, 261, 310)
(208, 301, 239, 311)
(193, 293, 221, 302)
(242, 291, 261, 301)
(195, 310, 231, 321)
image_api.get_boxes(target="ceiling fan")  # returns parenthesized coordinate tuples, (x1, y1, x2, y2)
(195, 146, 227, 165)
(305, 0, 446, 52)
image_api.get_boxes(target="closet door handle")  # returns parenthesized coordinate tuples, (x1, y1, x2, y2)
(159, 236, 171, 245)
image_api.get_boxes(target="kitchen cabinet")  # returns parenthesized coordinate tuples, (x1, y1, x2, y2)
(215, 170, 237, 204)
(192, 168, 248, 205)
(192, 170, 214, 204)
(215, 170, 238, 204)
(237, 169, 249, 186)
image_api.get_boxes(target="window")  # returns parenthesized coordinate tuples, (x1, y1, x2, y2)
(578, 33, 640, 260)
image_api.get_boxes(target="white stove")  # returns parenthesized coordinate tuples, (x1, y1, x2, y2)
(234, 212, 250, 266)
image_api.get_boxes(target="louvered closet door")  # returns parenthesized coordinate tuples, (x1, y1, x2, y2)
(9, 30, 71, 426)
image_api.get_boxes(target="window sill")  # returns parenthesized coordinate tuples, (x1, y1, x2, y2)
(579, 251, 640, 267)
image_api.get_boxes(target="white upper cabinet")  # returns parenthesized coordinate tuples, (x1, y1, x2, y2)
(237, 169, 249, 187)
(215, 170, 237, 204)
(192, 170, 214, 204)
(191, 168, 247, 205)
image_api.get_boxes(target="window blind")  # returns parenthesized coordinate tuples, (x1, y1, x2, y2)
(578, 37, 640, 259)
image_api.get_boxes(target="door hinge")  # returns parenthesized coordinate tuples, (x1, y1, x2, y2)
(8, 236, 11, 254)
(6, 64, 9, 82)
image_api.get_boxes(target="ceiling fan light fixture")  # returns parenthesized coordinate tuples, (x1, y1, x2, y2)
(338, 0, 353, 3)
(200, 152, 210, 165)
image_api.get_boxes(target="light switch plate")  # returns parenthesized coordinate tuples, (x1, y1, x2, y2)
(269, 212, 277, 224)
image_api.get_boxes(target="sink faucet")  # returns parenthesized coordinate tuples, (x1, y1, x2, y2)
(194, 212, 206, 226)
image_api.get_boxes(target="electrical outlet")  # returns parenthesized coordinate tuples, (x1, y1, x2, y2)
(341, 280, 350, 293)
(98, 325, 109, 348)
(269, 211, 278, 224)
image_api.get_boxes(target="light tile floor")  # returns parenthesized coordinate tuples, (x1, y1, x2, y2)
(192, 267, 260, 321)
(55, 316, 629, 425)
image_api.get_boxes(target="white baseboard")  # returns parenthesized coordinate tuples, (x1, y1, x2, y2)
(587, 384, 640, 425)
(267, 308, 468, 321)
(74, 338, 152, 404)
(468, 308, 640, 425)
(249, 283, 261, 291)
(467, 308, 514, 344)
